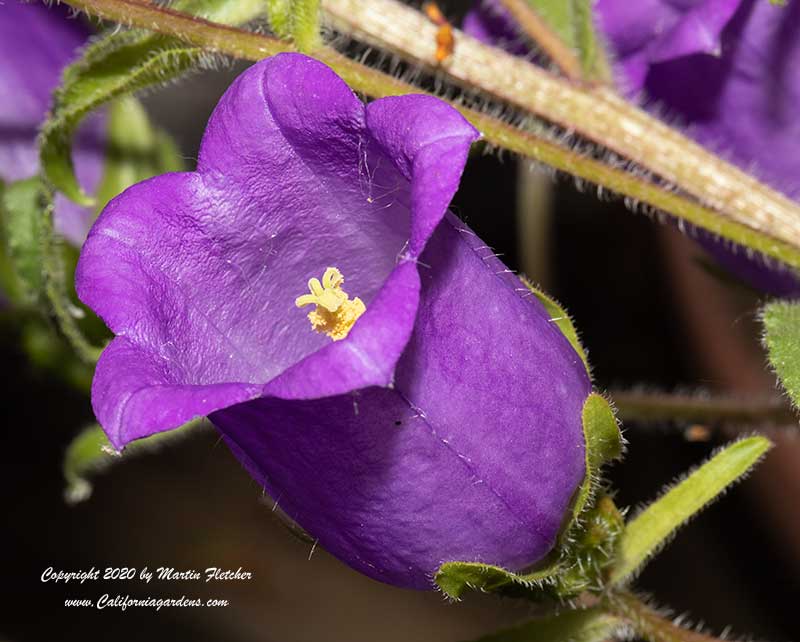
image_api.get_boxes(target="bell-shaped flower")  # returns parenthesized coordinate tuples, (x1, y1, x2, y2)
(465, 0, 800, 296)
(76, 53, 593, 589)
(0, 1, 105, 246)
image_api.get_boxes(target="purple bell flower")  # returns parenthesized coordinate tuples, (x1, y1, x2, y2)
(465, 0, 800, 297)
(0, 1, 105, 246)
(76, 54, 592, 589)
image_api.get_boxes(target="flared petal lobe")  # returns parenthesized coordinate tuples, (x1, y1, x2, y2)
(0, 1, 105, 245)
(78, 53, 591, 589)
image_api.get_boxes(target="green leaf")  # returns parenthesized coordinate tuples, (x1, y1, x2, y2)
(64, 419, 208, 504)
(0, 178, 48, 305)
(39, 0, 263, 205)
(609, 436, 772, 585)
(762, 301, 800, 409)
(95, 96, 184, 212)
(463, 607, 622, 642)
(525, 0, 611, 80)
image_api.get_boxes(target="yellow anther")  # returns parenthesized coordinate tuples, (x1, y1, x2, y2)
(295, 267, 366, 341)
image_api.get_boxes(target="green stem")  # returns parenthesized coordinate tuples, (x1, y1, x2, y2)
(266, 0, 292, 38)
(606, 591, 725, 642)
(292, 0, 321, 52)
(322, 0, 800, 264)
(60, 0, 800, 270)
(40, 186, 103, 365)
(612, 390, 797, 427)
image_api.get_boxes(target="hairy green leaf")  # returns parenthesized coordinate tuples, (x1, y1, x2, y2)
(762, 301, 800, 409)
(464, 607, 622, 642)
(39, 0, 263, 205)
(0, 178, 48, 305)
(526, 0, 610, 79)
(610, 436, 772, 585)
(64, 419, 208, 504)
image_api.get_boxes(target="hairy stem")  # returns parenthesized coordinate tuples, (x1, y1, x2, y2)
(496, 0, 583, 80)
(607, 591, 725, 642)
(612, 390, 797, 426)
(62, 0, 800, 270)
(322, 0, 800, 261)
(40, 188, 103, 365)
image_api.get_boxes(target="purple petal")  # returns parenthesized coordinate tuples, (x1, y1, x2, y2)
(0, 1, 105, 246)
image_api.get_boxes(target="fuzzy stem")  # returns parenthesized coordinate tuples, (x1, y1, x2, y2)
(266, 0, 293, 39)
(496, 0, 583, 81)
(612, 390, 797, 427)
(321, 0, 800, 261)
(607, 591, 725, 642)
(60, 0, 800, 270)
(292, 0, 321, 52)
(40, 188, 103, 365)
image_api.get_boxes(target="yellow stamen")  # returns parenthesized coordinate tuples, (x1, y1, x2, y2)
(295, 267, 366, 341)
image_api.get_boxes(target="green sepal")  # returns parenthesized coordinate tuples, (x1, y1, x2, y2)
(64, 419, 208, 504)
(524, 0, 611, 81)
(0, 178, 49, 305)
(609, 435, 772, 585)
(39, 0, 263, 206)
(522, 277, 590, 375)
(762, 301, 800, 409)
(572, 393, 623, 520)
(463, 606, 623, 642)
(435, 495, 623, 600)
(436, 559, 560, 601)
(435, 369, 623, 600)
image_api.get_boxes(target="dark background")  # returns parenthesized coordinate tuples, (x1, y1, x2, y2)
(2, 6, 798, 641)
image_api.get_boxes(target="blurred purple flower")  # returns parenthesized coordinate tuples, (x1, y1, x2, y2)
(76, 54, 591, 588)
(465, 0, 800, 296)
(0, 1, 105, 246)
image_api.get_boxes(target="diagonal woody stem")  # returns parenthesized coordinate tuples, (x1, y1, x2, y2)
(61, 0, 800, 270)
(321, 0, 800, 259)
